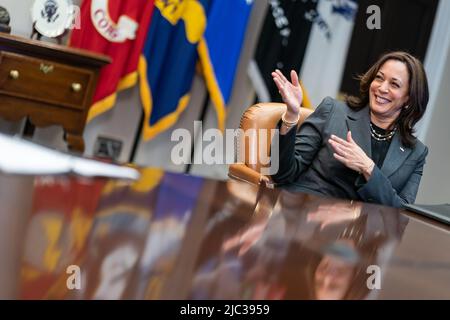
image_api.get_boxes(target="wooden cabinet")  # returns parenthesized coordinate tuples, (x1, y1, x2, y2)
(0, 33, 110, 153)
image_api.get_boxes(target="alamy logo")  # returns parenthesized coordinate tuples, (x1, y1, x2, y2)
(366, 5, 381, 30)
(66, 265, 81, 290)
(366, 265, 381, 290)
(170, 122, 280, 175)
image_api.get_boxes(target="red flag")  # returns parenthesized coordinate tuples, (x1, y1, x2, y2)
(70, 0, 155, 122)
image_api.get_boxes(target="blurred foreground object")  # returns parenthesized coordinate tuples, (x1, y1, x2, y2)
(0, 133, 139, 179)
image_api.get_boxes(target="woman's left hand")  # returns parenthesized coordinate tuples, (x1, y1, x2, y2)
(329, 132, 375, 181)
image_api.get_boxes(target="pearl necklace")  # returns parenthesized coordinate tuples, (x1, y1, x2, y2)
(370, 122, 396, 141)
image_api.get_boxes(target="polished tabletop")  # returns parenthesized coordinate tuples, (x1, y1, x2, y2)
(1, 168, 449, 299)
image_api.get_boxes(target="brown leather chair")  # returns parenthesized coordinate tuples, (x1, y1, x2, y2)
(228, 103, 313, 187)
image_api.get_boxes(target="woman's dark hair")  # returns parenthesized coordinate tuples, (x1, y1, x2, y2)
(346, 51, 429, 148)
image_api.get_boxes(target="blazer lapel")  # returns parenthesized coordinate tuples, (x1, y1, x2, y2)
(346, 107, 372, 158)
(381, 133, 412, 177)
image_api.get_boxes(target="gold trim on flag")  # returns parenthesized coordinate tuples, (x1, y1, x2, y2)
(138, 55, 191, 141)
(197, 38, 226, 133)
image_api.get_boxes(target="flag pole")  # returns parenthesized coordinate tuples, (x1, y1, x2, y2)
(185, 92, 210, 173)
(129, 109, 145, 163)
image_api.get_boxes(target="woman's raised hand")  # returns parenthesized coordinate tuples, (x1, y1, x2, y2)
(271, 69, 303, 120)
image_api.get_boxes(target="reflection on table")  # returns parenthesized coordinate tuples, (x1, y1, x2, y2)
(1, 168, 450, 299)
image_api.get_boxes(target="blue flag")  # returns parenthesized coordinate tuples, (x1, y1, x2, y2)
(198, 0, 254, 131)
(139, 0, 210, 140)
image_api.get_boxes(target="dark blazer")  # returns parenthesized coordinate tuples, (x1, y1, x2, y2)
(271, 97, 428, 208)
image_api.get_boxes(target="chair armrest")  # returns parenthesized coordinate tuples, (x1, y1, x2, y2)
(228, 164, 275, 188)
(228, 164, 262, 185)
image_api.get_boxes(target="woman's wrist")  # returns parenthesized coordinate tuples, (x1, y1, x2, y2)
(280, 111, 300, 135)
(284, 110, 300, 123)
(282, 111, 299, 125)
(280, 122, 295, 135)
(361, 160, 375, 181)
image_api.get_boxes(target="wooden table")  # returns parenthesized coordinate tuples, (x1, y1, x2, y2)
(0, 33, 110, 153)
(1, 169, 449, 300)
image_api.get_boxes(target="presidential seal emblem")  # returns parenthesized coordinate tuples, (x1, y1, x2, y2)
(31, 0, 75, 38)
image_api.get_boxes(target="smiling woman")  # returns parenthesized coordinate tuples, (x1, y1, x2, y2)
(369, 60, 410, 129)
(347, 52, 429, 148)
(270, 51, 429, 208)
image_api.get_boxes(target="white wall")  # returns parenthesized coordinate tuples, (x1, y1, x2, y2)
(416, 47, 450, 204)
(0, 0, 34, 137)
(415, 0, 450, 204)
(0, 0, 34, 37)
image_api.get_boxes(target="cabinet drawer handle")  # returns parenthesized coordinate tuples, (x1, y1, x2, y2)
(9, 70, 19, 79)
(40, 63, 54, 74)
(71, 83, 82, 92)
